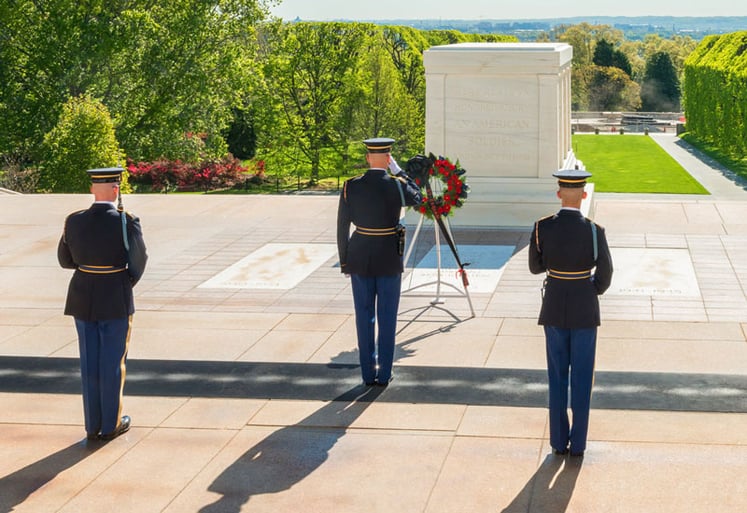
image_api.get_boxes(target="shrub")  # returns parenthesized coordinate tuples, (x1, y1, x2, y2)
(127, 156, 248, 192)
(192, 157, 246, 191)
(126, 160, 190, 192)
(38, 95, 126, 193)
(0, 159, 41, 194)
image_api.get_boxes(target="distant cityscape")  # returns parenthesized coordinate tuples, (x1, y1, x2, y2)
(299, 16, 747, 41)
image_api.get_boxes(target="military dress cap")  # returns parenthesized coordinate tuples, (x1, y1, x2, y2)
(87, 167, 124, 183)
(553, 168, 592, 188)
(363, 137, 395, 153)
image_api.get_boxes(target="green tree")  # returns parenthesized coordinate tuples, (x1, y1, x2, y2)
(0, 0, 271, 168)
(554, 23, 624, 67)
(640, 34, 698, 77)
(353, 42, 424, 156)
(381, 26, 431, 107)
(39, 95, 125, 193)
(593, 39, 616, 67)
(593, 39, 632, 76)
(550, 24, 636, 110)
(255, 22, 372, 184)
(641, 52, 681, 111)
(224, 107, 257, 160)
(587, 66, 641, 111)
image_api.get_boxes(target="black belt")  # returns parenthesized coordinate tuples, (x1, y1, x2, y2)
(547, 269, 591, 280)
(78, 264, 127, 274)
(355, 226, 397, 236)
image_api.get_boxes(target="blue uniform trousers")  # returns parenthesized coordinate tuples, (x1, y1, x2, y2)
(74, 317, 131, 436)
(544, 325, 597, 453)
(350, 274, 401, 384)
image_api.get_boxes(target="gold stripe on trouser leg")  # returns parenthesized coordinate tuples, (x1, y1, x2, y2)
(116, 315, 133, 425)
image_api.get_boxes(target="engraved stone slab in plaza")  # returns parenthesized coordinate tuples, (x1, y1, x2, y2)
(420, 43, 578, 227)
(199, 243, 337, 290)
(607, 248, 701, 297)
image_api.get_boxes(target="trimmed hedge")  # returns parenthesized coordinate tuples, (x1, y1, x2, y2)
(683, 32, 747, 158)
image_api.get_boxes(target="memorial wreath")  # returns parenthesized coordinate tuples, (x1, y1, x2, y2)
(405, 153, 469, 220)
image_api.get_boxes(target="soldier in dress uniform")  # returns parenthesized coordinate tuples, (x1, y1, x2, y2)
(337, 138, 422, 386)
(529, 168, 613, 458)
(58, 167, 148, 441)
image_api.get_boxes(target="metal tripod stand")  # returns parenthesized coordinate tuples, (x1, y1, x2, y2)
(400, 213, 475, 319)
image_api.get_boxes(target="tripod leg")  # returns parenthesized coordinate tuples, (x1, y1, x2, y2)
(403, 215, 424, 270)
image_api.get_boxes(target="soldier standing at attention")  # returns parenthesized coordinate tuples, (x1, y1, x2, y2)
(337, 138, 422, 386)
(529, 169, 613, 458)
(58, 168, 148, 441)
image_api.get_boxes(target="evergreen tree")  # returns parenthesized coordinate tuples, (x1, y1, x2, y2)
(612, 51, 633, 77)
(641, 52, 681, 112)
(593, 38, 632, 76)
(593, 39, 616, 67)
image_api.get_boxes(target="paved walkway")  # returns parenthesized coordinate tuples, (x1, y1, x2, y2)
(1, 134, 746, 512)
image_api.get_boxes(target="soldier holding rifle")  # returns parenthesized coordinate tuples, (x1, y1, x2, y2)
(58, 167, 147, 441)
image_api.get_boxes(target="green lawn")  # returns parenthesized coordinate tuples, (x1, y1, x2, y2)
(572, 134, 709, 194)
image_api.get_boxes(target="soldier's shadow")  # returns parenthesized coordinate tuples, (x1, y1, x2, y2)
(500, 454, 583, 513)
(0, 440, 102, 513)
(199, 384, 384, 513)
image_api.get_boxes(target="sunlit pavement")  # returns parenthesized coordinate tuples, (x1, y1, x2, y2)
(1, 134, 746, 512)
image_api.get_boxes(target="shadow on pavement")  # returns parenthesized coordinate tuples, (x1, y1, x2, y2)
(0, 439, 102, 513)
(500, 453, 582, 513)
(199, 384, 384, 512)
(2, 356, 746, 412)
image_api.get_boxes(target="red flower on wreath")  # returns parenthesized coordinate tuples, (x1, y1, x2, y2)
(409, 155, 468, 220)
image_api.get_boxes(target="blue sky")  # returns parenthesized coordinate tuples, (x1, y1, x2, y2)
(269, 0, 747, 21)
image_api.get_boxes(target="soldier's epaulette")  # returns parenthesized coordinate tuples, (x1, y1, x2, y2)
(536, 214, 555, 225)
(392, 175, 407, 184)
(124, 211, 137, 220)
(585, 217, 603, 229)
(343, 174, 365, 202)
(66, 209, 87, 220)
(534, 214, 555, 253)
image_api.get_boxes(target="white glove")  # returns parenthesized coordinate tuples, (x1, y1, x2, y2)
(388, 156, 404, 176)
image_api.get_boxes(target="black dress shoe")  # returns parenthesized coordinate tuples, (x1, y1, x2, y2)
(570, 450, 584, 458)
(86, 433, 100, 441)
(553, 448, 569, 456)
(100, 415, 131, 441)
(376, 376, 393, 387)
(364, 381, 376, 386)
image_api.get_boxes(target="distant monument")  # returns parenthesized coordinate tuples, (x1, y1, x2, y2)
(417, 42, 585, 227)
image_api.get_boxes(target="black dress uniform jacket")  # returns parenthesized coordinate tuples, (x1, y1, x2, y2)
(337, 168, 422, 276)
(529, 209, 613, 329)
(58, 203, 148, 321)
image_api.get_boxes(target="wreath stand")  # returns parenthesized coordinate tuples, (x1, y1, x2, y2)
(400, 212, 475, 321)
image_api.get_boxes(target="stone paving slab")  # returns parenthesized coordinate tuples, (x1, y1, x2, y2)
(2, 134, 747, 512)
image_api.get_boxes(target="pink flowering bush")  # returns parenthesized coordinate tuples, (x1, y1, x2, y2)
(127, 156, 248, 192)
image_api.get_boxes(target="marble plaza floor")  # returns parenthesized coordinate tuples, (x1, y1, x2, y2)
(1, 134, 747, 512)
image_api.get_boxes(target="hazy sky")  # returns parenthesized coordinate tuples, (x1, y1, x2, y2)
(269, 0, 747, 21)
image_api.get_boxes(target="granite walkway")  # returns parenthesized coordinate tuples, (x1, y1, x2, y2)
(1, 134, 746, 512)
